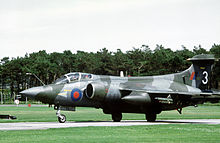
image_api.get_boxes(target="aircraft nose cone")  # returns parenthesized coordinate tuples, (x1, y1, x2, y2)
(20, 86, 45, 99)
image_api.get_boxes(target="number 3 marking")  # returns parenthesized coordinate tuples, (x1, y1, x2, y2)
(202, 71, 208, 84)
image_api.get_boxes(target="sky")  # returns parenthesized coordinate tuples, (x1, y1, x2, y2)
(0, 0, 220, 59)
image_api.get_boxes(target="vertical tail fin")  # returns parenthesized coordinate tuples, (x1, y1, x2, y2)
(188, 54, 215, 91)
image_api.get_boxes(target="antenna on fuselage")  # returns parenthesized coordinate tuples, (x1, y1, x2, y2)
(120, 71, 124, 77)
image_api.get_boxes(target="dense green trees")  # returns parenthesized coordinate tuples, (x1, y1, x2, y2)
(0, 44, 220, 98)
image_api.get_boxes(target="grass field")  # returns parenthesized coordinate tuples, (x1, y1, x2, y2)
(1, 124, 220, 143)
(1, 103, 220, 122)
(0, 104, 220, 143)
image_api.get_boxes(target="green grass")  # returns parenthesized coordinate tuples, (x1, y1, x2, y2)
(0, 125, 220, 143)
(0, 104, 220, 123)
(0, 104, 220, 143)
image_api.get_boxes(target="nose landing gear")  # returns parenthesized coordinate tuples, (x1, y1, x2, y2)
(55, 106, 66, 123)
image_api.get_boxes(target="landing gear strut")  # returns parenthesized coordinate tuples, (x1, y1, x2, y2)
(55, 106, 66, 123)
(145, 113, 157, 122)
(112, 113, 122, 122)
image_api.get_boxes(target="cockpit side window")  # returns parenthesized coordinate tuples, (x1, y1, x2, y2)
(68, 73, 80, 82)
(81, 74, 92, 80)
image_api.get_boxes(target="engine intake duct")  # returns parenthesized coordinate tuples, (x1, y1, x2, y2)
(86, 82, 107, 101)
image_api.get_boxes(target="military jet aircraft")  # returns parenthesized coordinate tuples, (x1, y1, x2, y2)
(20, 54, 220, 123)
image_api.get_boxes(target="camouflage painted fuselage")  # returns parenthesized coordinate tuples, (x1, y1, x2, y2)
(26, 66, 206, 113)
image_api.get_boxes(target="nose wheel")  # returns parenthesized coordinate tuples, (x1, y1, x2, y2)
(55, 106, 66, 123)
(58, 114, 66, 123)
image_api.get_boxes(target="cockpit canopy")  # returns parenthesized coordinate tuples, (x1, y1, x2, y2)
(54, 72, 92, 84)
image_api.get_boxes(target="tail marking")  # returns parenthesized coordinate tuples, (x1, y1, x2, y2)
(190, 72, 195, 80)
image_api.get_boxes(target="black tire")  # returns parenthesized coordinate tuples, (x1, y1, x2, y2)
(145, 113, 156, 122)
(112, 113, 122, 122)
(58, 114, 66, 123)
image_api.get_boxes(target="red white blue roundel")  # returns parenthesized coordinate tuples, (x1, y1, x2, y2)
(71, 88, 83, 101)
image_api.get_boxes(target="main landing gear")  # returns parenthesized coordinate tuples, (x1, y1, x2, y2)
(145, 113, 157, 122)
(111, 112, 157, 122)
(111, 112, 122, 122)
(55, 106, 66, 123)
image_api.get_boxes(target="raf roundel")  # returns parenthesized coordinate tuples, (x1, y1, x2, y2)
(71, 88, 83, 101)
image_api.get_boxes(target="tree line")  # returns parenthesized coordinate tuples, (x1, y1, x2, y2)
(0, 44, 220, 98)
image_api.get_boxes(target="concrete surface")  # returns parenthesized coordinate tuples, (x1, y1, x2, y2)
(1, 119, 220, 130)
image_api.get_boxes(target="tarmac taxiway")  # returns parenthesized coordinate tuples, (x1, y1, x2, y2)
(1, 119, 220, 130)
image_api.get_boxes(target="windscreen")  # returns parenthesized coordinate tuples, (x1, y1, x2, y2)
(54, 76, 69, 84)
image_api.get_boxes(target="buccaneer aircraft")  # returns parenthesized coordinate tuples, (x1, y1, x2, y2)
(20, 54, 220, 123)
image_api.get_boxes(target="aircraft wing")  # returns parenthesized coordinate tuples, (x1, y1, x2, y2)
(120, 87, 214, 96)
(119, 82, 213, 96)
(119, 82, 220, 104)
